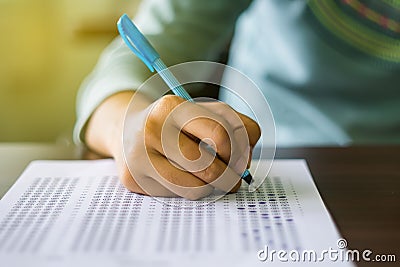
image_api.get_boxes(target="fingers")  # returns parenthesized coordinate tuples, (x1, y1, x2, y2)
(154, 129, 242, 193)
(146, 96, 234, 164)
(199, 101, 261, 147)
(198, 101, 261, 168)
(123, 95, 261, 199)
(236, 112, 262, 147)
(116, 154, 178, 197)
(169, 100, 250, 176)
(149, 96, 258, 187)
(170, 101, 235, 164)
(118, 148, 213, 200)
(235, 112, 260, 167)
(157, 128, 215, 173)
(147, 152, 215, 200)
(119, 147, 240, 199)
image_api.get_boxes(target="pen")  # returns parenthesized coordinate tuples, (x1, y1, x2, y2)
(117, 14, 253, 185)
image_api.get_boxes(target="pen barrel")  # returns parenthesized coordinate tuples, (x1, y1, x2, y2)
(153, 59, 193, 101)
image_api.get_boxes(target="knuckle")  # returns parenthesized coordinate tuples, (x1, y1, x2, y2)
(144, 123, 160, 146)
(210, 123, 229, 149)
(158, 95, 184, 108)
(247, 119, 261, 143)
(148, 95, 184, 124)
(199, 160, 223, 182)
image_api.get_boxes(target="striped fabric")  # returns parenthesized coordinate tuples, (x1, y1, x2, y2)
(307, 0, 400, 64)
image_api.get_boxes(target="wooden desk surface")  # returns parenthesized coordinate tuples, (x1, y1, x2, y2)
(276, 146, 400, 266)
(0, 143, 399, 266)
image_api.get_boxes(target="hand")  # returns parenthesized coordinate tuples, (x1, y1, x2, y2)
(85, 91, 261, 200)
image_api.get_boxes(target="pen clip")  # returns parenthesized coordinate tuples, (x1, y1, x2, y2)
(117, 14, 160, 72)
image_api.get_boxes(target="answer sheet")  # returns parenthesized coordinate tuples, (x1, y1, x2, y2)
(0, 159, 353, 266)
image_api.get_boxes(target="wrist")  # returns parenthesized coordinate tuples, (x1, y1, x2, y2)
(85, 91, 135, 158)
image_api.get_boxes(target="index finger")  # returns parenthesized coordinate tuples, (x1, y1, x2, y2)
(168, 101, 239, 165)
(199, 101, 261, 147)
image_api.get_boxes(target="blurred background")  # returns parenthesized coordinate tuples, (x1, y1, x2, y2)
(0, 0, 140, 142)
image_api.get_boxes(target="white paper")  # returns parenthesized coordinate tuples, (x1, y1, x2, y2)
(0, 159, 353, 266)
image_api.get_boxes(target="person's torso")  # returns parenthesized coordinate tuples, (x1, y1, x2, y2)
(224, 0, 400, 146)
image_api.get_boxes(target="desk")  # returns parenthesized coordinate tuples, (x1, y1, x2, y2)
(276, 147, 399, 266)
(0, 143, 399, 266)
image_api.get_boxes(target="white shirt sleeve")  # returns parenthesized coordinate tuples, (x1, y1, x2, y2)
(73, 0, 251, 144)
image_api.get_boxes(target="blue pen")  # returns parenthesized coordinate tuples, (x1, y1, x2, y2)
(117, 14, 253, 185)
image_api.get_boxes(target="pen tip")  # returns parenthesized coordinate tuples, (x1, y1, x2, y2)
(242, 172, 253, 185)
